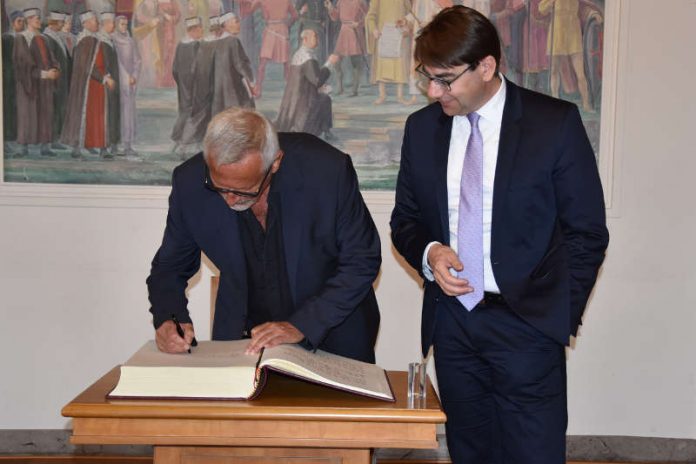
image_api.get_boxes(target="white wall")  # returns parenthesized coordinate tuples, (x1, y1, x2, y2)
(1, 0, 695, 439)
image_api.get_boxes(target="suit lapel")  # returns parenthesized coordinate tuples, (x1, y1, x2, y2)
(434, 111, 453, 245)
(274, 157, 304, 306)
(492, 79, 523, 234)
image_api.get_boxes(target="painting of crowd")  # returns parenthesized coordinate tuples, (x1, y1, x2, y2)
(1, 0, 604, 168)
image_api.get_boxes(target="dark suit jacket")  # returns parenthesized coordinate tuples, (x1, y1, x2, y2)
(391, 80, 609, 355)
(148, 132, 381, 362)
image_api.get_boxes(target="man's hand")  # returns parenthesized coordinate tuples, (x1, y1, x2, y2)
(427, 243, 474, 297)
(245, 321, 304, 355)
(45, 68, 60, 80)
(156, 320, 196, 353)
(105, 76, 116, 91)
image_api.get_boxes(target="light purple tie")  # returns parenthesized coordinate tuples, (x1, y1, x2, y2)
(456, 112, 484, 311)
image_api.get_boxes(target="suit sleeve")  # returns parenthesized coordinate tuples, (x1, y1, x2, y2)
(146, 168, 202, 329)
(288, 155, 381, 348)
(553, 105, 609, 331)
(390, 115, 435, 277)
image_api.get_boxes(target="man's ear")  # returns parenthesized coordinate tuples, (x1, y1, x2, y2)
(480, 55, 498, 82)
(271, 150, 284, 173)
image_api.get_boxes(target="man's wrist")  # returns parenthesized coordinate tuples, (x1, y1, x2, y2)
(422, 241, 440, 281)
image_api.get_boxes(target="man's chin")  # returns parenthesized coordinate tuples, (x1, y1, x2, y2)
(229, 202, 253, 212)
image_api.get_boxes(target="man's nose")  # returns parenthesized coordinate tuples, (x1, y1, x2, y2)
(222, 192, 242, 206)
(427, 82, 445, 99)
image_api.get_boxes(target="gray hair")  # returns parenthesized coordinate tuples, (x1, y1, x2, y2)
(203, 108, 279, 171)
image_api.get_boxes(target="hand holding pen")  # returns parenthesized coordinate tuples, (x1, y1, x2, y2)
(172, 314, 198, 353)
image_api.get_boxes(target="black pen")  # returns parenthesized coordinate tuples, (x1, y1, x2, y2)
(171, 314, 198, 353)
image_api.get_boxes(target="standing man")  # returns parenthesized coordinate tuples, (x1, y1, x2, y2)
(175, 15, 219, 157)
(98, 12, 122, 158)
(43, 11, 72, 149)
(112, 15, 142, 157)
(211, 12, 255, 115)
(62, 11, 118, 159)
(13, 8, 60, 158)
(365, 0, 412, 105)
(248, 0, 298, 97)
(390, 6, 608, 463)
(171, 16, 203, 154)
(147, 107, 381, 364)
(326, 0, 368, 97)
(2, 10, 25, 154)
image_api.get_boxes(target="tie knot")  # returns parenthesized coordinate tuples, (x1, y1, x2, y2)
(467, 112, 480, 127)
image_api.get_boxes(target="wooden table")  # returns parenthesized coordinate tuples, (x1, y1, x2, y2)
(62, 368, 446, 464)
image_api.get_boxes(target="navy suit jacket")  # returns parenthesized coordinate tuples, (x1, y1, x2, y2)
(391, 80, 609, 355)
(148, 133, 381, 362)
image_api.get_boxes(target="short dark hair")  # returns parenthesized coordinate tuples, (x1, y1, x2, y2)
(415, 6, 501, 72)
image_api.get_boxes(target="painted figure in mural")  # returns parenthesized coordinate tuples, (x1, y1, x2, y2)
(113, 15, 142, 157)
(539, 0, 597, 112)
(134, 0, 163, 88)
(208, 15, 221, 36)
(276, 29, 339, 139)
(237, 0, 259, 70)
(60, 14, 76, 56)
(172, 16, 203, 153)
(98, 12, 122, 157)
(153, 0, 181, 87)
(326, 0, 367, 97)
(2, 10, 25, 151)
(404, 0, 452, 104)
(297, 0, 329, 62)
(133, 0, 182, 88)
(490, 0, 526, 84)
(522, 0, 551, 92)
(248, 0, 299, 98)
(366, 0, 413, 105)
(61, 11, 118, 159)
(43, 11, 72, 149)
(13, 8, 60, 158)
(391, 6, 608, 463)
(174, 15, 218, 157)
(211, 12, 256, 115)
(148, 107, 381, 364)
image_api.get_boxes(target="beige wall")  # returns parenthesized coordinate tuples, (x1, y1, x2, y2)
(1, 0, 695, 438)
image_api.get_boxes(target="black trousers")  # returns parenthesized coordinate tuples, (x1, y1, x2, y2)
(433, 296, 567, 464)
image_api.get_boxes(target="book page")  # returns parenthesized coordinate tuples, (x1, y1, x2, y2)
(260, 345, 393, 400)
(122, 340, 258, 368)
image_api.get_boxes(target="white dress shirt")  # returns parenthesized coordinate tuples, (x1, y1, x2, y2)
(422, 77, 507, 294)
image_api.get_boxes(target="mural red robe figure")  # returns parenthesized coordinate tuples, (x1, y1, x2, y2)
(247, 0, 299, 97)
(61, 11, 118, 158)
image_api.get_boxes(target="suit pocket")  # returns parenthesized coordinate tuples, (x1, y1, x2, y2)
(531, 243, 562, 280)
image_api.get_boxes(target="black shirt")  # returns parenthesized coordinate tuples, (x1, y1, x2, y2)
(238, 191, 295, 334)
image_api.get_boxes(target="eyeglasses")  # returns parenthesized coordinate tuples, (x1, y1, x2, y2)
(204, 164, 273, 198)
(415, 63, 478, 92)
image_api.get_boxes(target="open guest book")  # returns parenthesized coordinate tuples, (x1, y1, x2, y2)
(108, 340, 395, 401)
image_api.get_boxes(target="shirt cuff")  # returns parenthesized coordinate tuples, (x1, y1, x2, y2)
(422, 241, 439, 282)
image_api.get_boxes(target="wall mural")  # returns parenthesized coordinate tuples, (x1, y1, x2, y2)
(1, 0, 605, 190)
